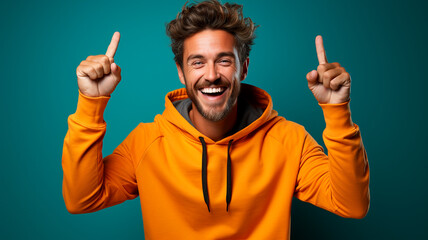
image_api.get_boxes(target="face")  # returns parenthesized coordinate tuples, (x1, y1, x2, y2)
(176, 29, 249, 122)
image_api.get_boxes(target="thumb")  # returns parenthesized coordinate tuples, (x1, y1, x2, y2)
(111, 63, 122, 84)
(111, 63, 121, 76)
(306, 70, 318, 86)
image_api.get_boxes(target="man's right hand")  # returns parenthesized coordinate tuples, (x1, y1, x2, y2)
(76, 32, 122, 97)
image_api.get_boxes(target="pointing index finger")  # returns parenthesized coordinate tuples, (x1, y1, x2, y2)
(106, 32, 120, 58)
(315, 35, 328, 64)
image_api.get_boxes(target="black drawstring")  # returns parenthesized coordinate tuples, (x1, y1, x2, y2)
(199, 137, 210, 212)
(226, 139, 233, 212)
(199, 137, 234, 212)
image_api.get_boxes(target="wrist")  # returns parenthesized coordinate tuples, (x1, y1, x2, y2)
(73, 90, 111, 125)
(319, 101, 355, 135)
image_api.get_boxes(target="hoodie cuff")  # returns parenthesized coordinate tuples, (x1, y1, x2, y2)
(73, 90, 110, 125)
(319, 101, 355, 136)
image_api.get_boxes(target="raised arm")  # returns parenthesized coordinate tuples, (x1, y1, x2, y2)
(294, 36, 370, 218)
(62, 32, 138, 214)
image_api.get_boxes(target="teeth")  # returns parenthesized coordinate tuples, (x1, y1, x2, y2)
(201, 88, 224, 94)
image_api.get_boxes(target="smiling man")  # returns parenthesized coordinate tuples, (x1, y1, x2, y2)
(62, 0, 370, 239)
(177, 29, 246, 141)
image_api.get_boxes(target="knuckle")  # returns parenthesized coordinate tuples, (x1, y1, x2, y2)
(344, 72, 351, 80)
(87, 65, 95, 73)
(93, 62, 103, 70)
(86, 67, 96, 78)
(76, 65, 85, 74)
(101, 55, 109, 63)
(87, 65, 97, 75)
(323, 71, 332, 79)
(326, 63, 335, 69)
(79, 60, 88, 67)
(317, 64, 326, 72)
(96, 55, 104, 62)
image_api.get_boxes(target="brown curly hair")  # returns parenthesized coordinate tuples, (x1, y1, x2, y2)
(166, 0, 258, 69)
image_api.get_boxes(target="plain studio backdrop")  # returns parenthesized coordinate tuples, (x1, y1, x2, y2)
(1, 0, 427, 239)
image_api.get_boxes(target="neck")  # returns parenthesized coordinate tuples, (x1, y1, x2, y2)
(190, 103, 238, 142)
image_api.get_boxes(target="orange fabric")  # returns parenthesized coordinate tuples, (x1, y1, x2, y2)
(62, 84, 369, 240)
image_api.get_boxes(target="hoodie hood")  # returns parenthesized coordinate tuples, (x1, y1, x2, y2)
(161, 83, 279, 144)
(158, 83, 281, 212)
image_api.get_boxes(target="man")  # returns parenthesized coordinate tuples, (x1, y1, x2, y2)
(62, 0, 370, 239)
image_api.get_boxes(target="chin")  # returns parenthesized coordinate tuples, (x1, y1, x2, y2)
(196, 97, 236, 122)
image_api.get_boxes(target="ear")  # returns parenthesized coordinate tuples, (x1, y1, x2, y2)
(240, 58, 250, 81)
(176, 62, 185, 85)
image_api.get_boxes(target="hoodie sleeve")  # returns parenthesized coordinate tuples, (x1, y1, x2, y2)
(62, 91, 139, 214)
(294, 101, 370, 219)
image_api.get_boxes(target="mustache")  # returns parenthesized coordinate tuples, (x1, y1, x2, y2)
(194, 78, 230, 89)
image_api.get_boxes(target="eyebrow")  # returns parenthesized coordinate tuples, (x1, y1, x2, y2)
(186, 51, 237, 63)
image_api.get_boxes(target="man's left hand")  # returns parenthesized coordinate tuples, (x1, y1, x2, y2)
(306, 35, 351, 104)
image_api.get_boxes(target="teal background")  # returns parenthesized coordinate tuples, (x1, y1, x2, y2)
(1, 0, 427, 239)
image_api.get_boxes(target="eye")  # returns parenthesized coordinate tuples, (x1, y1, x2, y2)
(191, 61, 204, 68)
(218, 59, 232, 66)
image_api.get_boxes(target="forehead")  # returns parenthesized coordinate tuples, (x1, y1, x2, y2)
(183, 29, 237, 58)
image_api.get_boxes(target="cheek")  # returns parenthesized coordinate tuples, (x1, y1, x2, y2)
(227, 65, 240, 79)
(219, 67, 238, 79)
(185, 68, 205, 82)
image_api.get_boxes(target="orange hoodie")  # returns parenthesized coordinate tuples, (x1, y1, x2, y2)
(62, 84, 369, 240)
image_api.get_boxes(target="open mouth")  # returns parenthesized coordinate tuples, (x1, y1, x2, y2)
(199, 87, 227, 97)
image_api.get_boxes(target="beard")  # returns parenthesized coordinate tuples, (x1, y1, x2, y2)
(184, 76, 240, 122)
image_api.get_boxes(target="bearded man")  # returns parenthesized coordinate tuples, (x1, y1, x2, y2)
(62, 1, 370, 239)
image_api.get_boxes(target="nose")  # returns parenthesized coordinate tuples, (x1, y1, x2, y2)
(204, 62, 220, 82)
